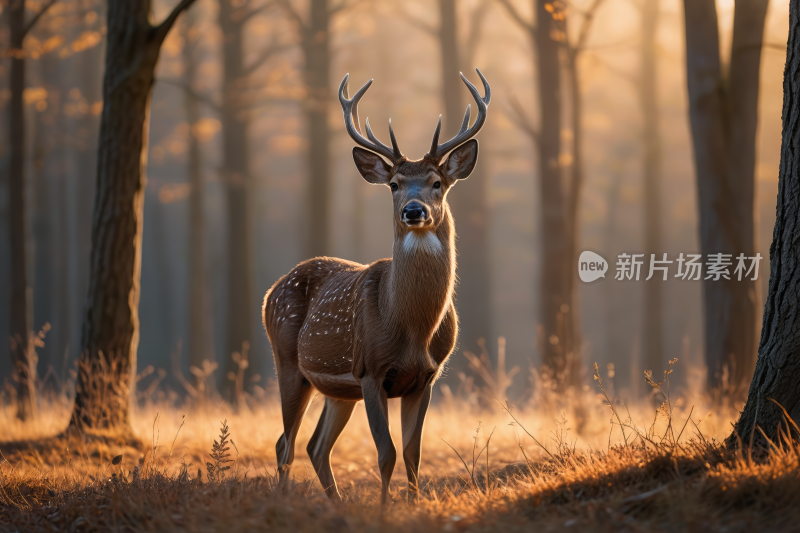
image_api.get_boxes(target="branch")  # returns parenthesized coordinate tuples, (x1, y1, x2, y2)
(505, 94, 539, 143)
(21, 0, 58, 39)
(239, 96, 303, 113)
(275, 0, 306, 33)
(763, 42, 787, 51)
(152, 0, 199, 46)
(587, 51, 639, 87)
(495, 0, 535, 36)
(239, 3, 272, 24)
(583, 37, 639, 53)
(400, 8, 438, 37)
(737, 41, 786, 53)
(329, 0, 365, 16)
(570, 0, 606, 59)
(242, 39, 291, 77)
(464, 0, 491, 68)
(157, 77, 222, 113)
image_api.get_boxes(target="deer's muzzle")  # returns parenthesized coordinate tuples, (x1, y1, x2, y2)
(402, 202, 428, 226)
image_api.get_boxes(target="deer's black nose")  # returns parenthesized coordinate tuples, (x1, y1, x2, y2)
(403, 202, 427, 223)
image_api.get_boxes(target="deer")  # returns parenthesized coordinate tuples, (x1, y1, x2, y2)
(262, 68, 491, 504)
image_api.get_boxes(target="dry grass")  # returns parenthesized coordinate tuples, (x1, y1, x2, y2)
(0, 356, 797, 532)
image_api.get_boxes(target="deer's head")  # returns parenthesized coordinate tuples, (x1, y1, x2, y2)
(339, 70, 491, 236)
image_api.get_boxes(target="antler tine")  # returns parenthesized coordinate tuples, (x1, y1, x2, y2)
(343, 77, 362, 135)
(388, 119, 402, 159)
(458, 104, 471, 134)
(365, 118, 402, 160)
(339, 74, 403, 164)
(429, 115, 442, 157)
(426, 68, 491, 162)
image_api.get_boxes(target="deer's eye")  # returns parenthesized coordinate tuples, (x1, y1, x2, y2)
(390, 182, 398, 192)
(433, 181, 441, 189)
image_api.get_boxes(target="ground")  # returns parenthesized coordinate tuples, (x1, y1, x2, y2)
(1, 364, 798, 532)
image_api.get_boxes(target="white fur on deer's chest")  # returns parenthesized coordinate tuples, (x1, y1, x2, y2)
(402, 230, 443, 255)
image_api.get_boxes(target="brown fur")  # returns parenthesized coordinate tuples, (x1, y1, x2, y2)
(263, 135, 480, 503)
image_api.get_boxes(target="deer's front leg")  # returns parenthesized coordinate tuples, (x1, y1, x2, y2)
(361, 375, 396, 504)
(400, 382, 433, 502)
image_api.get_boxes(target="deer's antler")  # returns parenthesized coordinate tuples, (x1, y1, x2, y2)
(339, 74, 404, 164)
(426, 68, 491, 163)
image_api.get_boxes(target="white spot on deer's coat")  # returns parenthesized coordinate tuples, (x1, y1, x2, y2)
(402, 231, 443, 255)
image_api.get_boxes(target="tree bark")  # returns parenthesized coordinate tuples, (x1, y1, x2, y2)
(439, 0, 463, 139)
(437, 0, 492, 359)
(683, 0, 768, 396)
(534, 0, 573, 387)
(641, 0, 663, 378)
(302, 0, 332, 258)
(563, 45, 586, 391)
(150, 196, 175, 358)
(32, 54, 54, 371)
(70, 0, 196, 432)
(8, 0, 34, 420)
(730, 0, 800, 445)
(74, 0, 104, 367)
(50, 67, 70, 375)
(219, 0, 257, 398)
(181, 12, 211, 385)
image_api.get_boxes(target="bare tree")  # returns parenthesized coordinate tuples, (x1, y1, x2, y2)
(74, 0, 104, 366)
(278, 0, 353, 259)
(562, 0, 604, 387)
(70, 0, 198, 433)
(729, 0, 800, 446)
(498, 0, 570, 387)
(218, 0, 257, 399)
(641, 0, 663, 380)
(217, 0, 287, 399)
(7, 0, 58, 420)
(498, 0, 604, 389)
(683, 0, 769, 396)
(181, 9, 212, 386)
(32, 33, 58, 372)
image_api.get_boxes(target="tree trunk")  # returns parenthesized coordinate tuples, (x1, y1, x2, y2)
(70, 0, 196, 432)
(641, 0, 663, 378)
(730, 0, 800, 445)
(437, 0, 492, 358)
(534, 0, 573, 387)
(439, 0, 463, 139)
(32, 57, 53, 371)
(182, 12, 211, 384)
(302, 0, 331, 258)
(683, 0, 768, 396)
(74, 0, 104, 367)
(8, 0, 35, 421)
(726, 0, 769, 391)
(564, 46, 586, 390)
(219, 0, 256, 399)
(50, 69, 70, 375)
(55, 122, 70, 378)
(150, 198, 174, 359)
(603, 175, 627, 387)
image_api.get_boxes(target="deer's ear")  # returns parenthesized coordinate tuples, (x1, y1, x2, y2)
(441, 139, 478, 181)
(353, 147, 392, 185)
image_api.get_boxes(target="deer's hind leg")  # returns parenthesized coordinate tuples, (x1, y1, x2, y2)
(307, 397, 357, 500)
(275, 366, 316, 488)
